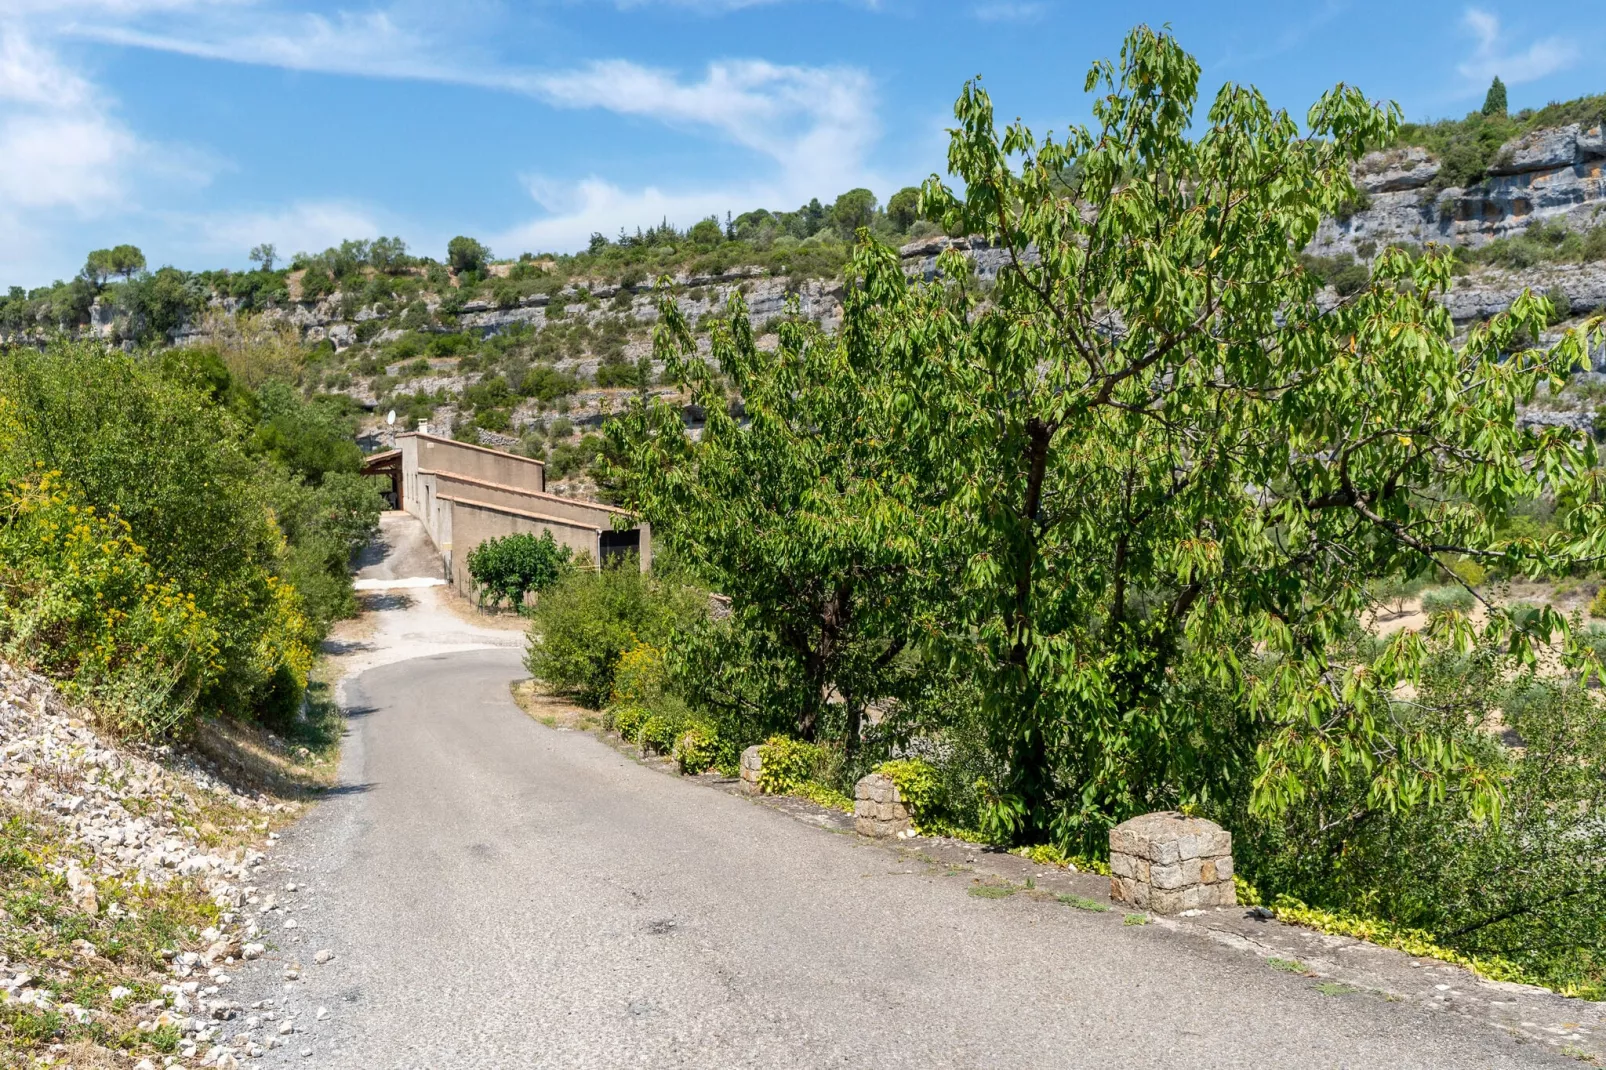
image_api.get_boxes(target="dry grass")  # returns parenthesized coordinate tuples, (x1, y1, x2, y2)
(438, 584, 531, 633)
(509, 679, 603, 732)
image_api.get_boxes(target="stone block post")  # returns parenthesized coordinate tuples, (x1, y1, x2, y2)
(853, 773, 912, 838)
(738, 745, 763, 794)
(1109, 811, 1235, 914)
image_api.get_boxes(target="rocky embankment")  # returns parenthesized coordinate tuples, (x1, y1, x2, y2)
(0, 662, 330, 1068)
(1311, 123, 1606, 261)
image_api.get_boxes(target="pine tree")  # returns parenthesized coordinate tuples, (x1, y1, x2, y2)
(1483, 76, 1508, 118)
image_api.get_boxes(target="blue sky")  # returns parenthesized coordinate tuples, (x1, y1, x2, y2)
(2, 0, 1603, 287)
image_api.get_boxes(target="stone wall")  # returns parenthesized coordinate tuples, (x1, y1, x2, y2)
(853, 773, 912, 838)
(1109, 812, 1236, 914)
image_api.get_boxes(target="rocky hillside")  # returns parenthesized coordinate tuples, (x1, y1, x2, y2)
(1310, 122, 1606, 260)
(9, 112, 1606, 483)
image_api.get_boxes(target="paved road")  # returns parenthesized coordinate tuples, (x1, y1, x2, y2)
(236, 518, 1576, 1069)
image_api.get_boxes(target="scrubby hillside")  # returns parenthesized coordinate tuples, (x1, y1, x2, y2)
(9, 91, 1606, 492)
(0, 188, 935, 497)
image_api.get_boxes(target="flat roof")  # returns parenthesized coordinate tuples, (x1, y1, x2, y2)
(400, 432, 545, 469)
(437, 494, 604, 532)
(420, 468, 635, 517)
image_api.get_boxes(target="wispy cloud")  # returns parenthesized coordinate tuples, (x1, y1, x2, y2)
(498, 58, 881, 254)
(0, 26, 148, 214)
(532, 59, 875, 188)
(65, 9, 470, 83)
(174, 199, 389, 260)
(5, 0, 886, 272)
(1457, 7, 1577, 86)
(970, 2, 1046, 23)
(57, 5, 884, 251)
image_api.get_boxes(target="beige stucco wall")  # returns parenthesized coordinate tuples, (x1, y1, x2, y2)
(442, 497, 603, 596)
(397, 431, 651, 593)
(411, 435, 546, 493)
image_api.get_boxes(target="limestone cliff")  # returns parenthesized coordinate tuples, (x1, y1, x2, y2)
(1310, 124, 1606, 267)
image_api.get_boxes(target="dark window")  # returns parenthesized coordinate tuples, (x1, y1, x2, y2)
(599, 528, 640, 565)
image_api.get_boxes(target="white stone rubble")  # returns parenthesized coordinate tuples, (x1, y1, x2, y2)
(0, 659, 309, 1066)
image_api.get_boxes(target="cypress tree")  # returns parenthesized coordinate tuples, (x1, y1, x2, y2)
(1482, 76, 1508, 118)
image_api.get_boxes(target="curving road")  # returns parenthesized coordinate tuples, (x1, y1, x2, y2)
(231, 514, 1584, 1069)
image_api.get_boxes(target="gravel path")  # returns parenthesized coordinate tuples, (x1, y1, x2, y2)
(226, 515, 1581, 1069)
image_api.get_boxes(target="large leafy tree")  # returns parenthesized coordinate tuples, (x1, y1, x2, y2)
(610, 306, 926, 747)
(846, 27, 1601, 846)
(614, 27, 1603, 850)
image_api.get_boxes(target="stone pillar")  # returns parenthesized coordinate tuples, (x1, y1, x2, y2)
(738, 745, 763, 794)
(853, 773, 912, 838)
(1109, 811, 1235, 914)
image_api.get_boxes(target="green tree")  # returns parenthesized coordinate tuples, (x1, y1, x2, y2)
(830, 188, 877, 239)
(617, 26, 1603, 852)
(107, 244, 146, 280)
(466, 531, 573, 610)
(869, 28, 1597, 848)
(249, 383, 363, 483)
(611, 302, 924, 746)
(249, 243, 278, 272)
(367, 236, 408, 272)
(447, 236, 489, 274)
(81, 249, 116, 288)
(120, 266, 202, 342)
(886, 186, 922, 230)
(1482, 76, 1508, 118)
(687, 216, 725, 248)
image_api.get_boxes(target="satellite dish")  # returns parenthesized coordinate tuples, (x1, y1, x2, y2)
(386, 409, 396, 427)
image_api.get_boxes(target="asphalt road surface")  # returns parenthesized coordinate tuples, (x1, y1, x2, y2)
(237, 517, 1577, 1069)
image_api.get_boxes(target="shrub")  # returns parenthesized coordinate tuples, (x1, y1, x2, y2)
(610, 641, 666, 705)
(875, 758, 944, 830)
(674, 723, 719, 774)
(611, 702, 648, 743)
(465, 531, 573, 611)
(1419, 585, 1475, 617)
(0, 342, 318, 726)
(523, 562, 702, 707)
(1448, 558, 1487, 588)
(756, 736, 832, 795)
(639, 709, 686, 755)
(0, 474, 221, 738)
(1578, 623, 1606, 661)
(1237, 642, 1606, 999)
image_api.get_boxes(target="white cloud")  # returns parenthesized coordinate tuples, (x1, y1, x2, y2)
(61, 6, 884, 253)
(495, 57, 881, 254)
(6, 0, 887, 270)
(610, 0, 789, 9)
(178, 200, 388, 261)
(498, 177, 746, 253)
(0, 25, 140, 214)
(531, 59, 875, 190)
(970, 2, 1046, 23)
(68, 10, 465, 83)
(1457, 7, 1577, 86)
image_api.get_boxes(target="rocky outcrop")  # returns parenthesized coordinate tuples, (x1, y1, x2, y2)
(1310, 124, 1606, 259)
